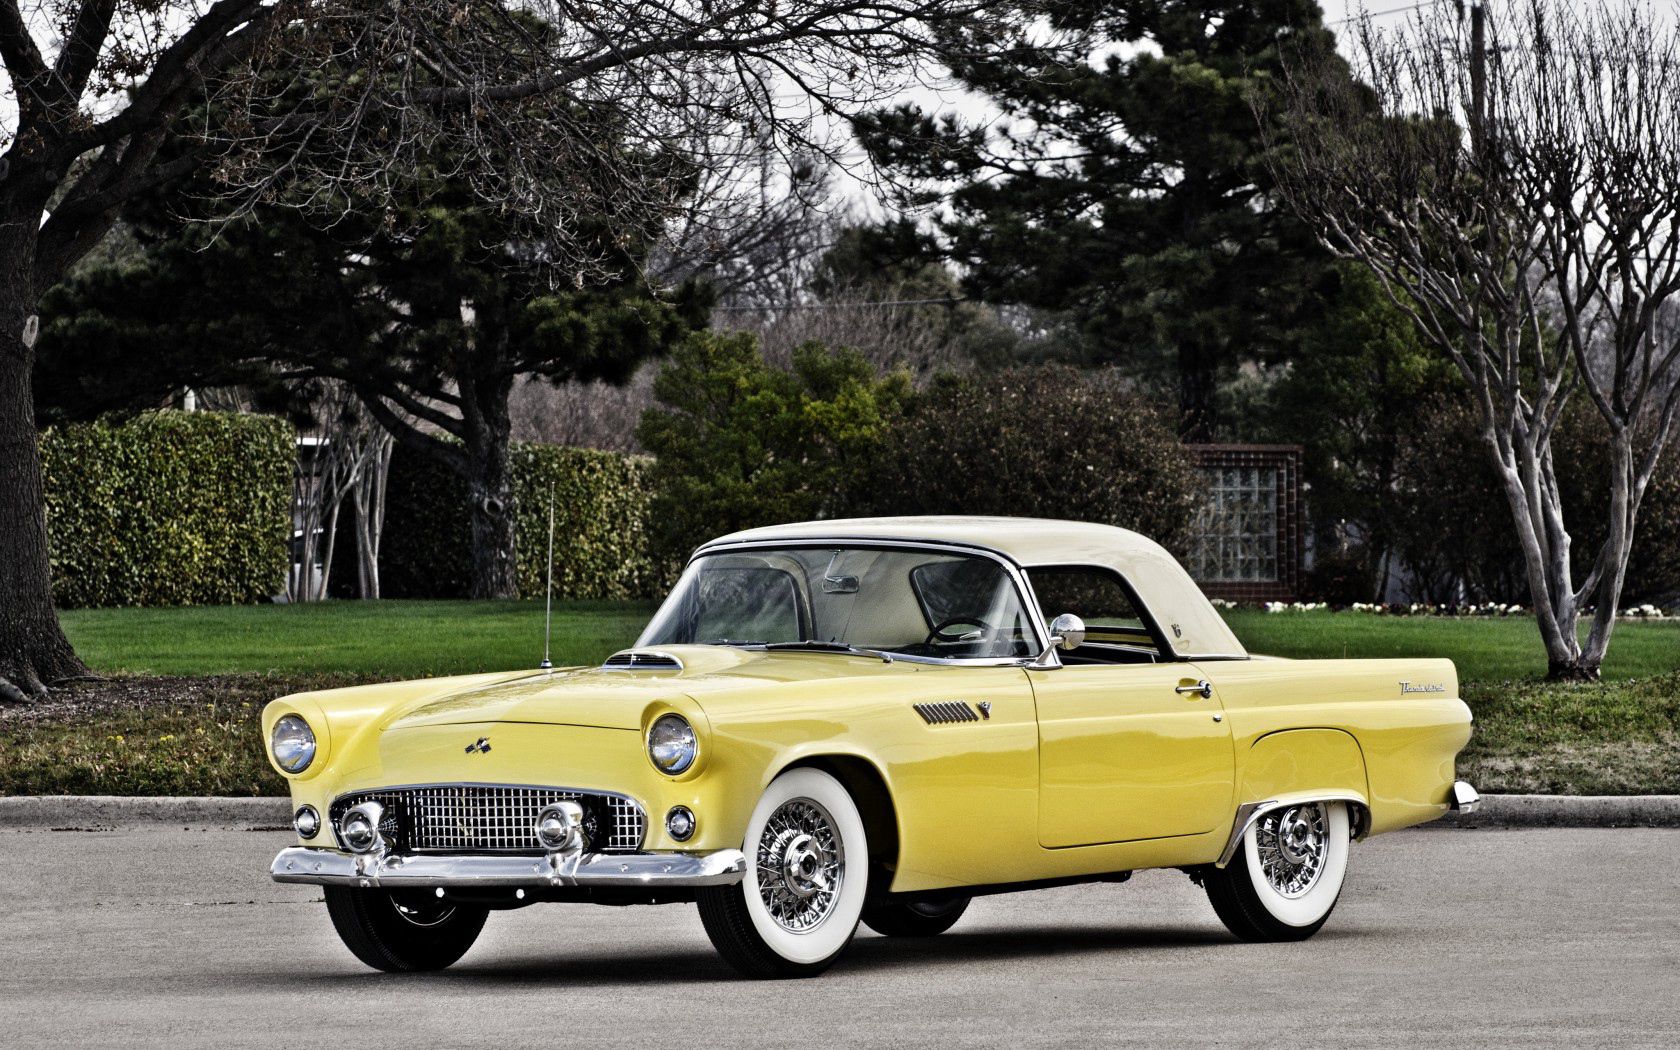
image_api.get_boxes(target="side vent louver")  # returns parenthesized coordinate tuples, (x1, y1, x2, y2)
(603, 650, 684, 671)
(914, 701, 981, 725)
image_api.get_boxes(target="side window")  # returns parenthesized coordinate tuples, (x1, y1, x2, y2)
(1029, 566, 1166, 663)
(906, 557, 1036, 658)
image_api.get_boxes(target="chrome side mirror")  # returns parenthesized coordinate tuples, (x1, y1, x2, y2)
(1049, 613, 1086, 650)
(1029, 613, 1086, 670)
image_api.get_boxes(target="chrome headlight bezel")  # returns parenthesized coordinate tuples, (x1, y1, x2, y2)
(647, 714, 697, 775)
(270, 714, 317, 774)
(339, 801, 384, 854)
(665, 805, 697, 842)
(293, 805, 321, 839)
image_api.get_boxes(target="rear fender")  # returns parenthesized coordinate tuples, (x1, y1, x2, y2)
(1219, 727, 1372, 868)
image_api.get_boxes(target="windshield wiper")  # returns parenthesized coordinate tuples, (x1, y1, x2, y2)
(758, 640, 894, 663)
(701, 638, 767, 647)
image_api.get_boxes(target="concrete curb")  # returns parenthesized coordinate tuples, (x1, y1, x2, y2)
(0, 796, 290, 828)
(2, 793, 1678, 829)
(1436, 793, 1680, 829)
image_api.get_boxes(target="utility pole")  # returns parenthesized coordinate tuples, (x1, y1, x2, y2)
(1469, 0, 1487, 161)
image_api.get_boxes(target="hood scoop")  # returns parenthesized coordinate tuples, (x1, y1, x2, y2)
(602, 649, 684, 671)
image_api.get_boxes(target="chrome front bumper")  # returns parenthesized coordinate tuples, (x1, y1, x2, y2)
(271, 846, 747, 889)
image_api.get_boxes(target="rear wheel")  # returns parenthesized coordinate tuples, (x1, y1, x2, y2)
(862, 896, 971, 938)
(324, 886, 488, 972)
(1203, 801, 1350, 942)
(697, 768, 869, 978)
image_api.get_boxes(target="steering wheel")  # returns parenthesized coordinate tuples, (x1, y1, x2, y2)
(924, 616, 993, 645)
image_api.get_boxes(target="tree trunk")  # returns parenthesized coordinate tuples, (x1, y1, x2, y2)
(1178, 338, 1218, 442)
(0, 271, 89, 702)
(353, 438, 390, 600)
(465, 424, 518, 600)
(1484, 426, 1598, 681)
(1576, 430, 1638, 679)
(317, 496, 342, 601)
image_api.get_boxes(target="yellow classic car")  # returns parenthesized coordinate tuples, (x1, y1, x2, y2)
(265, 516, 1478, 977)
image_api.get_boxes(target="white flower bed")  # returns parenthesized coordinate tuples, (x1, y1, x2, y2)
(1224, 599, 1674, 618)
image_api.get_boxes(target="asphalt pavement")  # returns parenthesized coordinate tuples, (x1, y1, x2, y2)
(1, 822, 1675, 1048)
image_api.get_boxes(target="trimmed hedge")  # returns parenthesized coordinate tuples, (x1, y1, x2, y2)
(381, 443, 662, 600)
(42, 411, 293, 608)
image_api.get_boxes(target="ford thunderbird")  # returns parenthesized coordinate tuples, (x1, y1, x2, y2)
(266, 516, 1478, 977)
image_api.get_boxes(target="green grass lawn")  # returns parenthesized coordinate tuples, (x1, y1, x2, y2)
(60, 599, 656, 678)
(59, 600, 1680, 682)
(7, 600, 1676, 797)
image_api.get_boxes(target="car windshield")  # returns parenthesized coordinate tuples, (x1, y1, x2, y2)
(637, 546, 1039, 660)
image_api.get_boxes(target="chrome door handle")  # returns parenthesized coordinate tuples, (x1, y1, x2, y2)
(1175, 680, 1213, 699)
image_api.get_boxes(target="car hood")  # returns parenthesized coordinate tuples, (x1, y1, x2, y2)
(384, 645, 909, 731)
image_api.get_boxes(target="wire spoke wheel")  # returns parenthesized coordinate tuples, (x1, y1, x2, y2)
(697, 768, 869, 977)
(755, 797, 846, 933)
(1253, 803, 1330, 899)
(1201, 800, 1351, 943)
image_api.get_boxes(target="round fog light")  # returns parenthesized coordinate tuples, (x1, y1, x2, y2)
(293, 805, 321, 839)
(339, 801, 384, 854)
(665, 806, 696, 842)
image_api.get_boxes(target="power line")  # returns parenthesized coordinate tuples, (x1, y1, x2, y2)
(1331, 2, 1438, 28)
(710, 296, 966, 312)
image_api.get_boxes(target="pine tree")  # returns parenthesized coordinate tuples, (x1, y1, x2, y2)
(860, 1, 1347, 438)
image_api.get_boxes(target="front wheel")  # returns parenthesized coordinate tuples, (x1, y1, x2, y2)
(1203, 800, 1351, 942)
(697, 767, 869, 978)
(324, 886, 488, 972)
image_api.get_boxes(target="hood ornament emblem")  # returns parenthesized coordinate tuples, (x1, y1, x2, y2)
(464, 737, 492, 754)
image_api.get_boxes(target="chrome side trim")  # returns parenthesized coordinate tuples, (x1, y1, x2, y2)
(270, 846, 748, 889)
(1215, 794, 1371, 869)
(913, 701, 982, 725)
(1449, 780, 1480, 814)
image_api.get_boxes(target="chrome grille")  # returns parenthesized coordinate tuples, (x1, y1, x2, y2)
(330, 784, 645, 853)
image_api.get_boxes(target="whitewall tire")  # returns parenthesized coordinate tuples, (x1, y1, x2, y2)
(697, 767, 869, 977)
(1203, 800, 1351, 942)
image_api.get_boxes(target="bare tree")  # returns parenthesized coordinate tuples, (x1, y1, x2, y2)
(1266, 0, 1680, 678)
(652, 139, 840, 309)
(720, 279, 974, 380)
(509, 365, 658, 452)
(0, 0, 1011, 700)
(290, 381, 393, 602)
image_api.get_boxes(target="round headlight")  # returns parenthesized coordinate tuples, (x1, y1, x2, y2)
(271, 715, 316, 774)
(647, 714, 697, 775)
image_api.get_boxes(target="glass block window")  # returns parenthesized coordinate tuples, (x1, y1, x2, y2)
(1189, 466, 1279, 583)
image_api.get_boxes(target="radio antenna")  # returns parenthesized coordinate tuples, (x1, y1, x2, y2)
(540, 483, 554, 670)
